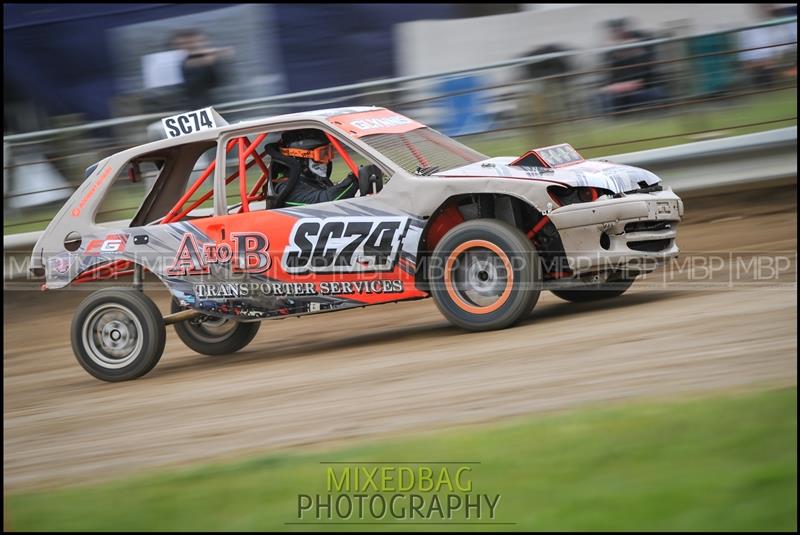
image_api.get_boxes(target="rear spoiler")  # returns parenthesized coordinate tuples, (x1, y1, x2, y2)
(510, 143, 584, 168)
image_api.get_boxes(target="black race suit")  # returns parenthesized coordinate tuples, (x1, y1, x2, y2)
(275, 172, 357, 206)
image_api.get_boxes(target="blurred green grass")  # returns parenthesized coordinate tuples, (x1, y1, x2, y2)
(4, 88, 796, 234)
(462, 87, 797, 158)
(6, 387, 796, 531)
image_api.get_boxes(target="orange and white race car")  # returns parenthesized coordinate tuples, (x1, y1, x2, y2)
(31, 106, 683, 381)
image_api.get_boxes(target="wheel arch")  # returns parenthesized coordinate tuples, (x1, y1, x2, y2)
(415, 193, 568, 290)
(69, 257, 187, 310)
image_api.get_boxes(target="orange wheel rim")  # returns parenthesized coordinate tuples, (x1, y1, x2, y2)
(443, 239, 513, 315)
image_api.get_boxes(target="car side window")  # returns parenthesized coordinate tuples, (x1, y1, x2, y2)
(128, 140, 221, 226)
(216, 134, 273, 214)
(326, 135, 391, 188)
(179, 146, 219, 218)
(213, 128, 393, 215)
(95, 158, 165, 224)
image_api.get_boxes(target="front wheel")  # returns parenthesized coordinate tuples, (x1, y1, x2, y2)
(71, 287, 166, 382)
(171, 299, 260, 355)
(429, 219, 541, 331)
(550, 275, 635, 303)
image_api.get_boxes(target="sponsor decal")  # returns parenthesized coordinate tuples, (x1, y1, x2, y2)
(48, 256, 72, 274)
(166, 232, 271, 276)
(72, 165, 114, 217)
(193, 280, 405, 299)
(350, 115, 412, 131)
(282, 217, 410, 274)
(328, 109, 424, 137)
(84, 233, 129, 256)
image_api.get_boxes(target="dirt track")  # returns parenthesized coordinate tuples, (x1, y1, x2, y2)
(4, 184, 797, 491)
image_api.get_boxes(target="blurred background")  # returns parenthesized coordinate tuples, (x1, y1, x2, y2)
(3, 2, 796, 231)
(3, 6, 797, 530)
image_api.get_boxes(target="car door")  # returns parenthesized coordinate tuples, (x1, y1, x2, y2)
(164, 126, 425, 319)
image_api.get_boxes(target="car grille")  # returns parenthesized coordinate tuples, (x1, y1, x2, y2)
(628, 239, 673, 252)
(625, 220, 676, 233)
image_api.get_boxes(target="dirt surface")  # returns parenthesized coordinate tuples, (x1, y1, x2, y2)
(4, 185, 797, 491)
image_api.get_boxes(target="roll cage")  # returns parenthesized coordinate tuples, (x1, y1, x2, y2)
(72, 113, 402, 285)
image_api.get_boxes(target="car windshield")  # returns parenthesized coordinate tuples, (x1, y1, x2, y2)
(360, 127, 487, 175)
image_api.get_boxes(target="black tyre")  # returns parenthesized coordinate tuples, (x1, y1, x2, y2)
(551, 275, 635, 303)
(171, 299, 260, 356)
(71, 287, 166, 382)
(429, 219, 541, 331)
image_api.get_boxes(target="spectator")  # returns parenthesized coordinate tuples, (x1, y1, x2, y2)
(519, 44, 575, 145)
(598, 18, 667, 113)
(139, 36, 189, 113)
(737, 4, 797, 87)
(172, 29, 233, 109)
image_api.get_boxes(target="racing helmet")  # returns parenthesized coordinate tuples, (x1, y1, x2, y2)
(279, 130, 334, 179)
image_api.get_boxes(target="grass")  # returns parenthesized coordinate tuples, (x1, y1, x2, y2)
(463, 87, 797, 159)
(4, 88, 796, 234)
(5, 387, 797, 531)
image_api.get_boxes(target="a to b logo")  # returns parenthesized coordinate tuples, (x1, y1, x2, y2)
(166, 232, 271, 276)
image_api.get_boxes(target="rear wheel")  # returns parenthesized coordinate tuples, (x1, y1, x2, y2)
(550, 275, 635, 302)
(429, 219, 541, 331)
(71, 287, 166, 382)
(171, 299, 260, 355)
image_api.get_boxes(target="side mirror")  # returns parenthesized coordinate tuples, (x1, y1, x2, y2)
(358, 164, 384, 196)
(128, 162, 141, 183)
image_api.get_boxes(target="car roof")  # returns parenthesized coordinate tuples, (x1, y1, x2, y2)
(124, 106, 386, 156)
(221, 105, 385, 133)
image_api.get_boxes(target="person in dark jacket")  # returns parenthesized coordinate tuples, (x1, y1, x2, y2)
(274, 130, 359, 205)
(599, 18, 666, 113)
(172, 29, 233, 109)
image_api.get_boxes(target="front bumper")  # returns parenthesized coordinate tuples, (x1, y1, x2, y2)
(547, 189, 684, 274)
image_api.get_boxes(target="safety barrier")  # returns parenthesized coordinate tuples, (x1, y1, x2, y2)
(4, 126, 796, 257)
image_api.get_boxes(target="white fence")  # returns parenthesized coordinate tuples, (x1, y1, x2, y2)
(3, 16, 796, 239)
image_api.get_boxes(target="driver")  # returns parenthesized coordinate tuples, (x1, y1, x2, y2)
(274, 130, 359, 205)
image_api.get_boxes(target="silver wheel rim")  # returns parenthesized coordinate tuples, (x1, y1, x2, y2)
(452, 248, 509, 307)
(82, 303, 144, 369)
(185, 316, 238, 343)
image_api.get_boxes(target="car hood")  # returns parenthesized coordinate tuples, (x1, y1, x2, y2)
(435, 157, 661, 194)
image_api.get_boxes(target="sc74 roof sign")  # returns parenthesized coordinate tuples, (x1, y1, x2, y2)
(162, 107, 221, 138)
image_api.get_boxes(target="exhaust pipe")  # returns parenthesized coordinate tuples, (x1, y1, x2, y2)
(163, 309, 203, 325)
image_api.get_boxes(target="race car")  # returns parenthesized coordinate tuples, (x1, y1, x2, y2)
(30, 106, 683, 381)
